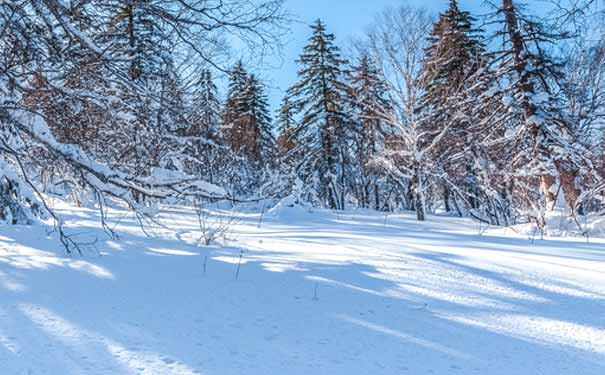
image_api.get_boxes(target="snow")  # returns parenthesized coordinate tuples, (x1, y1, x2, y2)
(496, 210, 605, 237)
(1, 201, 604, 374)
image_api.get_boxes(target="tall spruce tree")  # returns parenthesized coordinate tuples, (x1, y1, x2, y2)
(96, 0, 166, 82)
(91, 0, 174, 176)
(276, 97, 297, 156)
(190, 69, 221, 141)
(418, 0, 487, 213)
(348, 54, 391, 210)
(243, 75, 275, 165)
(221, 63, 275, 192)
(485, 0, 593, 227)
(286, 19, 351, 210)
(421, 0, 484, 101)
(222, 61, 250, 155)
(172, 68, 223, 181)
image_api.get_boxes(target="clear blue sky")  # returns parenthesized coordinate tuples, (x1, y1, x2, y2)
(263, 0, 488, 108)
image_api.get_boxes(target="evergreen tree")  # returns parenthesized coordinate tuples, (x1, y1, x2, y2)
(418, 0, 487, 213)
(478, 0, 595, 228)
(96, 0, 166, 82)
(286, 19, 351, 210)
(171, 69, 224, 182)
(222, 61, 250, 155)
(507, 0, 586, 214)
(190, 69, 222, 141)
(348, 54, 391, 210)
(421, 0, 484, 102)
(221, 63, 275, 193)
(155, 57, 190, 171)
(92, 0, 174, 176)
(276, 97, 297, 156)
(222, 64, 274, 164)
(243, 75, 275, 165)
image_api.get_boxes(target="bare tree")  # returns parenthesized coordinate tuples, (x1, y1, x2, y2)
(0, 0, 289, 252)
(361, 5, 436, 220)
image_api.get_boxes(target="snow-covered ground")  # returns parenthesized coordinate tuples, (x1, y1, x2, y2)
(1, 201, 604, 374)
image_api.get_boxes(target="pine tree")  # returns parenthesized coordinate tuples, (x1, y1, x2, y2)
(220, 63, 275, 193)
(222, 61, 250, 155)
(222, 64, 274, 164)
(421, 0, 484, 102)
(154, 57, 191, 171)
(243, 75, 275, 165)
(348, 54, 391, 210)
(286, 19, 351, 210)
(190, 69, 221, 141)
(91, 0, 174, 176)
(418, 0, 487, 213)
(276, 97, 297, 156)
(482, 0, 594, 227)
(96, 0, 166, 82)
(171, 69, 223, 182)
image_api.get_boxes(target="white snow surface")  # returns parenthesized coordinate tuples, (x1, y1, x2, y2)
(1, 201, 604, 374)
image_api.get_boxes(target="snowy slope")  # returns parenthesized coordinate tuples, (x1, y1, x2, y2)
(1, 201, 604, 375)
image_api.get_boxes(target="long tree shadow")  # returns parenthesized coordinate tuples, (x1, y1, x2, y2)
(2, 205, 604, 374)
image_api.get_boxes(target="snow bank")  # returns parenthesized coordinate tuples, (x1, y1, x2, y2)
(265, 195, 316, 222)
(506, 211, 605, 238)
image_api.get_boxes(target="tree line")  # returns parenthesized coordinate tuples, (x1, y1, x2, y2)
(1, 0, 604, 248)
(275, 0, 605, 230)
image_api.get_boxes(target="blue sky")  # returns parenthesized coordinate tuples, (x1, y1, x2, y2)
(263, 0, 488, 108)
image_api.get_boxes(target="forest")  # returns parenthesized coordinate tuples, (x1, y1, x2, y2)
(1, 0, 604, 248)
(2, 2, 605, 374)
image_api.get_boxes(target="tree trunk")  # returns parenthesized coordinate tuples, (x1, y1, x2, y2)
(556, 162, 581, 216)
(414, 167, 426, 221)
(502, 0, 557, 208)
(540, 175, 557, 210)
(374, 183, 381, 211)
(444, 185, 451, 212)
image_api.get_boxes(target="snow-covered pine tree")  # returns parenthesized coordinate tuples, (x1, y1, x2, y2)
(486, 0, 594, 227)
(155, 56, 191, 171)
(286, 19, 351, 210)
(96, 0, 166, 82)
(418, 0, 487, 214)
(190, 69, 222, 142)
(92, 0, 181, 177)
(347, 54, 391, 210)
(276, 97, 297, 157)
(273, 96, 300, 199)
(221, 63, 275, 194)
(558, 26, 605, 215)
(243, 74, 275, 166)
(222, 61, 250, 156)
(177, 68, 224, 182)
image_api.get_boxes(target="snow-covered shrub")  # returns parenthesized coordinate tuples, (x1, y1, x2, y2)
(0, 159, 42, 225)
